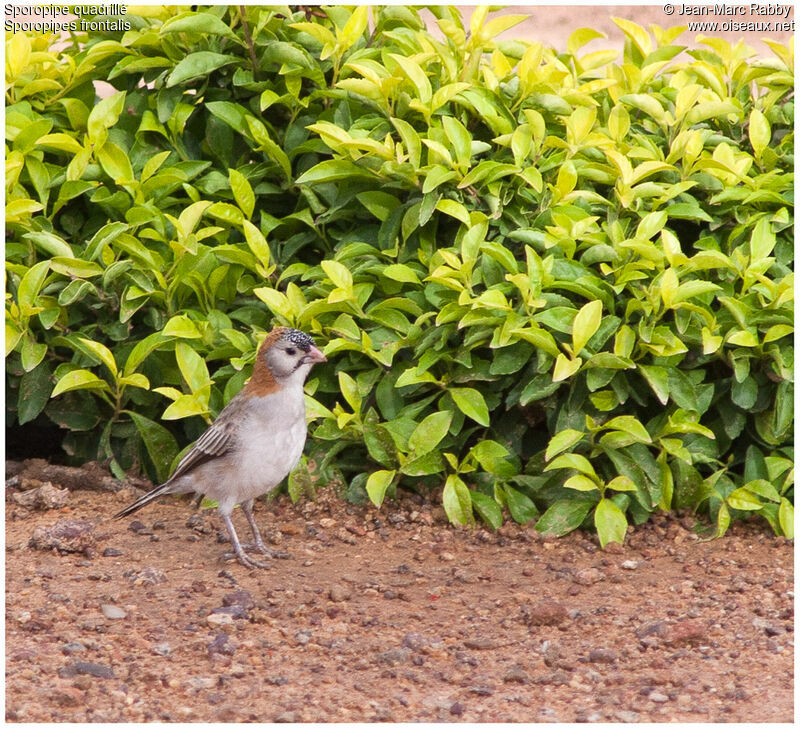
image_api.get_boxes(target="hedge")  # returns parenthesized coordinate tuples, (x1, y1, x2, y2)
(5, 6, 794, 544)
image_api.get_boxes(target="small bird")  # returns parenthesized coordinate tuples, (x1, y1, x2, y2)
(115, 327, 327, 568)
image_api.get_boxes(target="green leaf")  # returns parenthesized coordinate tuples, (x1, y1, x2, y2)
(748, 108, 770, 157)
(470, 490, 502, 530)
(442, 474, 474, 526)
(545, 452, 597, 477)
(51, 369, 110, 397)
(322, 260, 354, 290)
(594, 498, 627, 548)
(545, 429, 584, 461)
(87, 90, 125, 145)
(126, 411, 179, 482)
(17, 361, 52, 425)
(163, 314, 202, 339)
(563, 474, 599, 491)
(167, 52, 240, 87)
(382, 263, 420, 284)
(778, 498, 793, 538)
(535, 499, 594, 536)
(449, 387, 490, 426)
(726, 487, 762, 511)
(470, 440, 514, 477)
(366, 469, 396, 508)
(639, 364, 669, 405)
(602, 415, 652, 444)
(75, 337, 118, 377)
(338, 371, 361, 413)
(16, 260, 50, 315)
(503, 484, 539, 524)
(160, 11, 239, 39)
(175, 341, 210, 394)
(229, 168, 255, 218)
(408, 411, 452, 455)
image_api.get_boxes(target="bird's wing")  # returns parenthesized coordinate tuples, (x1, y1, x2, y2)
(166, 406, 240, 483)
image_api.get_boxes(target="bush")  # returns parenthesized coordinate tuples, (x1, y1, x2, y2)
(5, 6, 794, 543)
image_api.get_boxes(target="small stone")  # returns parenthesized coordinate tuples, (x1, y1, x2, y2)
(102, 547, 124, 557)
(53, 688, 82, 706)
(328, 585, 352, 602)
(588, 648, 618, 664)
(222, 589, 254, 609)
(620, 560, 639, 570)
(649, 691, 669, 703)
(664, 619, 707, 645)
(523, 598, 568, 626)
(439, 552, 455, 562)
(207, 613, 234, 627)
(402, 633, 428, 651)
(208, 633, 236, 656)
(11, 482, 69, 510)
(29, 519, 95, 552)
(503, 664, 530, 684)
(101, 604, 126, 619)
(124, 566, 167, 586)
(151, 642, 171, 656)
(573, 568, 604, 586)
(449, 701, 465, 716)
(61, 642, 86, 655)
(635, 621, 667, 640)
(469, 685, 494, 696)
(295, 630, 312, 646)
(59, 661, 115, 679)
(210, 605, 248, 620)
(376, 648, 410, 665)
(274, 711, 297, 723)
(463, 638, 496, 650)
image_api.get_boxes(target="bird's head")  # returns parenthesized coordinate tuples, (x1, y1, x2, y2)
(251, 327, 327, 391)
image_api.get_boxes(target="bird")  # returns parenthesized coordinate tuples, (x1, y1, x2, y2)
(114, 326, 327, 568)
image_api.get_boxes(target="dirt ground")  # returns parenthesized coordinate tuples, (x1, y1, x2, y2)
(5, 461, 793, 723)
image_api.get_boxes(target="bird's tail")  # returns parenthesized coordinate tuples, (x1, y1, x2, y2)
(113, 481, 175, 520)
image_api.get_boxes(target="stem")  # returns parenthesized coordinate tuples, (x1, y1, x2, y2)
(239, 6, 259, 80)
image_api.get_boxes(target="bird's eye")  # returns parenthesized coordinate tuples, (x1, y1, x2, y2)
(285, 347, 296, 356)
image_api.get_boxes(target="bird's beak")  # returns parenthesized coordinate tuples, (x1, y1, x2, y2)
(306, 345, 327, 364)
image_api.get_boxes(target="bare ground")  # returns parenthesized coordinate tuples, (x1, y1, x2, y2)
(5, 462, 794, 723)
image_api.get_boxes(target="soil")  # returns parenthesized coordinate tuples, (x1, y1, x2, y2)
(5, 461, 794, 723)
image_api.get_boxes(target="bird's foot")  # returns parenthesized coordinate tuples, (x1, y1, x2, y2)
(223, 550, 273, 569)
(241, 542, 291, 560)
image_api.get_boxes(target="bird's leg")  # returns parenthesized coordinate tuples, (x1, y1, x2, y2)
(241, 501, 290, 560)
(220, 512, 272, 569)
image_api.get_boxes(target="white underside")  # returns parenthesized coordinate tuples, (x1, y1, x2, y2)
(172, 385, 307, 515)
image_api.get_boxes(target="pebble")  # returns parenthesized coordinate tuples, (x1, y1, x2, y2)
(328, 584, 352, 602)
(124, 566, 167, 586)
(402, 633, 428, 651)
(588, 647, 618, 663)
(650, 691, 669, 703)
(503, 664, 530, 684)
(463, 638, 496, 650)
(208, 633, 236, 656)
(61, 642, 86, 655)
(664, 619, 707, 645)
(29, 519, 95, 553)
(58, 661, 115, 679)
(573, 568, 605, 586)
(101, 604, 126, 619)
(449, 701, 465, 716)
(621, 560, 639, 570)
(207, 613, 234, 627)
(523, 598, 568, 626)
(102, 547, 124, 557)
(151, 642, 171, 656)
(222, 589, 254, 609)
